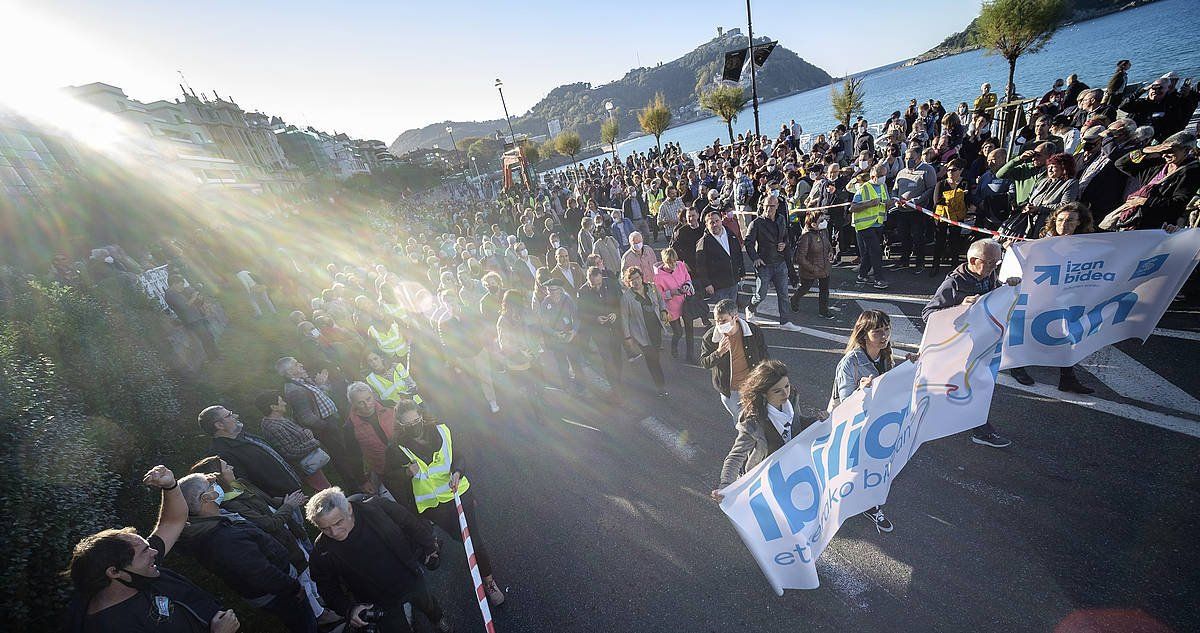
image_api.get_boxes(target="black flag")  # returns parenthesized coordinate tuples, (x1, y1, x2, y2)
(722, 49, 747, 82)
(752, 41, 777, 68)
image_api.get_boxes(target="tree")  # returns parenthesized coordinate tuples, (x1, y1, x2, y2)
(554, 130, 583, 181)
(976, 0, 1066, 102)
(519, 139, 540, 165)
(699, 85, 748, 144)
(601, 116, 620, 161)
(638, 92, 672, 152)
(830, 76, 867, 130)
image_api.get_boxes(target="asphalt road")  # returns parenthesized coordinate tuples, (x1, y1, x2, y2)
(418, 257, 1200, 633)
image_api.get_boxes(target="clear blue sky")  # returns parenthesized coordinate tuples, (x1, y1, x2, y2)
(6, 0, 980, 142)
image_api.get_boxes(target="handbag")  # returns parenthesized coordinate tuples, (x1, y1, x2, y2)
(683, 291, 708, 321)
(298, 447, 331, 476)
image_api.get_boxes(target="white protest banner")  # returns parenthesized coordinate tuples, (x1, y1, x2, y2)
(718, 362, 915, 594)
(717, 285, 1016, 593)
(998, 229, 1200, 369)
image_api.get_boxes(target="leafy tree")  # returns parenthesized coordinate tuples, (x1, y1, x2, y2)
(554, 130, 583, 181)
(976, 0, 1066, 101)
(699, 85, 748, 143)
(466, 138, 502, 170)
(638, 93, 672, 152)
(830, 76, 867, 130)
(601, 116, 620, 161)
(519, 139, 540, 165)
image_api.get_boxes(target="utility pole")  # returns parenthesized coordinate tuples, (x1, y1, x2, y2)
(745, 0, 761, 139)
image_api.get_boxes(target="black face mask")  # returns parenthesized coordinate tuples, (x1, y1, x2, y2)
(116, 568, 156, 591)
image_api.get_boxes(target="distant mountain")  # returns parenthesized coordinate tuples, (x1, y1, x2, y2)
(389, 28, 832, 155)
(907, 0, 1162, 66)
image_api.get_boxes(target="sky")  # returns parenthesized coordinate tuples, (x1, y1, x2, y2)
(2, 0, 980, 143)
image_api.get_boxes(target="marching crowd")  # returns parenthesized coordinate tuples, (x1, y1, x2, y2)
(65, 59, 1200, 632)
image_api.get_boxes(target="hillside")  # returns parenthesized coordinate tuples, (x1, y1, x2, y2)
(389, 28, 832, 155)
(907, 0, 1161, 65)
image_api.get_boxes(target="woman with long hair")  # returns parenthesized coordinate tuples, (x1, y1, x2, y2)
(831, 309, 897, 533)
(619, 266, 669, 397)
(1009, 202, 1095, 394)
(711, 360, 806, 500)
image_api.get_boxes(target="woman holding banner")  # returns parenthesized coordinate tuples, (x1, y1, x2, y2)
(830, 310, 897, 533)
(711, 360, 807, 502)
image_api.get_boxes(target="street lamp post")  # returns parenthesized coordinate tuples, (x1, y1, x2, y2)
(604, 100, 618, 161)
(446, 125, 457, 165)
(745, 0, 761, 139)
(494, 78, 517, 147)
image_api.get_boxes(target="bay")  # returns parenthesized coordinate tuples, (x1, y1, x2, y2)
(612, 0, 1200, 156)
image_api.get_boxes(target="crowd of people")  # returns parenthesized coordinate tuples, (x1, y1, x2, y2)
(64, 59, 1200, 632)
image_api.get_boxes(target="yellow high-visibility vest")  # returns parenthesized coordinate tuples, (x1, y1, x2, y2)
(853, 182, 888, 231)
(398, 424, 470, 513)
(368, 321, 408, 359)
(365, 364, 422, 405)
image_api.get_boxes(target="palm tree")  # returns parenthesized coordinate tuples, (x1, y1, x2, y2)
(554, 130, 583, 183)
(699, 85, 748, 144)
(601, 117, 620, 161)
(976, 0, 1066, 102)
(830, 77, 867, 130)
(637, 93, 672, 152)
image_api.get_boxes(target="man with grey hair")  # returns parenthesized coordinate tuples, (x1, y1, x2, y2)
(174, 473, 315, 632)
(306, 487, 448, 632)
(922, 239, 1017, 448)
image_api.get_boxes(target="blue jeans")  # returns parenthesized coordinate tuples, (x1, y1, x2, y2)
(751, 260, 790, 324)
(856, 226, 885, 280)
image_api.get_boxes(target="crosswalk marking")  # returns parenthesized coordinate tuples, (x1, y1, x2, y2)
(638, 416, 699, 462)
(1076, 346, 1200, 417)
(996, 375, 1200, 439)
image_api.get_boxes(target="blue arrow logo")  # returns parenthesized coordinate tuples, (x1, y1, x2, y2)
(1033, 265, 1060, 285)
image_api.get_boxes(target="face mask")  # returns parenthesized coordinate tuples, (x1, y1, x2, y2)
(310, 328, 320, 337)
(211, 483, 225, 506)
(872, 177, 884, 185)
(817, 219, 829, 230)
(858, 160, 870, 169)
(632, 243, 643, 251)
(519, 250, 528, 258)
(717, 321, 735, 335)
(117, 569, 156, 591)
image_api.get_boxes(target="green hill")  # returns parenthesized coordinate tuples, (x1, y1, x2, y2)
(389, 28, 831, 154)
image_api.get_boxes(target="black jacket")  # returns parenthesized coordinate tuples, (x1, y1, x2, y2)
(309, 497, 437, 617)
(1114, 152, 1200, 229)
(622, 194, 649, 221)
(744, 213, 787, 266)
(670, 223, 706, 271)
(699, 320, 770, 397)
(577, 275, 623, 332)
(694, 230, 745, 292)
(221, 479, 309, 571)
(211, 433, 303, 498)
(177, 515, 298, 600)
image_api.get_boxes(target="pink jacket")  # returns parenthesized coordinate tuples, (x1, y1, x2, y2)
(653, 261, 692, 321)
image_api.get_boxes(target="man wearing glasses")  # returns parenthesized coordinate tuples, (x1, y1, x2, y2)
(199, 404, 306, 498)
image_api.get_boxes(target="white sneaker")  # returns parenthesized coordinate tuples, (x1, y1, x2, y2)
(488, 401, 500, 414)
(778, 322, 803, 332)
(744, 306, 755, 320)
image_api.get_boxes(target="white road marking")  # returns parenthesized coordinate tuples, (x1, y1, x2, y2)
(996, 374, 1200, 439)
(854, 299, 923, 347)
(638, 416, 699, 462)
(1153, 327, 1200, 342)
(935, 471, 1024, 506)
(1077, 346, 1200, 416)
(830, 289, 928, 304)
(560, 418, 602, 432)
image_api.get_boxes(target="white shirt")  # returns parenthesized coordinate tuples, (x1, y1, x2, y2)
(713, 229, 731, 255)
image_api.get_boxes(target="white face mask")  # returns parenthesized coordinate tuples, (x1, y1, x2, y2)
(310, 328, 320, 337)
(717, 321, 736, 335)
(817, 219, 829, 230)
(632, 242, 643, 251)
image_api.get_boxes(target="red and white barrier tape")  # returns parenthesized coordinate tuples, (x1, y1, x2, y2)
(900, 199, 1027, 241)
(455, 491, 496, 633)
